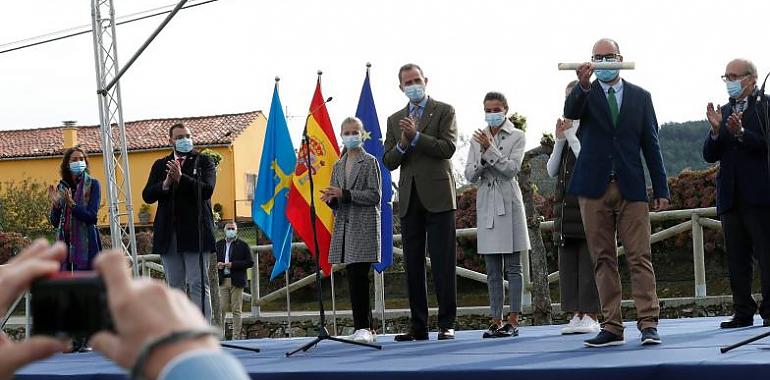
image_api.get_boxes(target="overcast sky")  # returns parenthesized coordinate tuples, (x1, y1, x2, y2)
(1, 0, 769, 154)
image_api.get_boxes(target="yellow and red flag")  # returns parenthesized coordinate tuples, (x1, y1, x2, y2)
(286, 78, 339, 275)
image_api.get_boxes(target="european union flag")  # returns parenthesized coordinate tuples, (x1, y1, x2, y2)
(253, 83, 296, 280)
(356, 68, 393, 272)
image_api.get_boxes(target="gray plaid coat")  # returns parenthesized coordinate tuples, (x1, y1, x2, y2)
(327, 150, 382, 264)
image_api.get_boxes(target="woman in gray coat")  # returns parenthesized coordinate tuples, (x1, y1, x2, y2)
(464, 92, 531, 338)
(321, 116, 382, 344)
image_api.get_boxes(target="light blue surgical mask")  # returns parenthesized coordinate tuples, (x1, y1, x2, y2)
(485, 112, 506, 128)
(342, 134, 363, 149)
(726, 80, 744, 99)
(225, 229, 237, 239)
(595, 69, 619, 83)
(69, 161, 87, 175)
(403, 84, 426, 103)
(175, 137, 193, 153)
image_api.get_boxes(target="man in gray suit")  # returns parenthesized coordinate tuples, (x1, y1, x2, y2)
(384, 63, 458, 341)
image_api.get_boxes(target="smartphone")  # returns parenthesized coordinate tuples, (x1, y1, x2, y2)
(30, 272, 113, 338)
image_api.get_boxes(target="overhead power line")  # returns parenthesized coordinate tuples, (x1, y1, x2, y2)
(0, 0, 221, 55)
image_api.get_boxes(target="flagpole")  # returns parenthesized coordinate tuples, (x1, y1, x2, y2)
(285, 268, 292, 338)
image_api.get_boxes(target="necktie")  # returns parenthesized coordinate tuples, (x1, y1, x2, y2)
(608, 87, 619, 126)
(737, 100, 747, 113)
(409, 105, 422, 120)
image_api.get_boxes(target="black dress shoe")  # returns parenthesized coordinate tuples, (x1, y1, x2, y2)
(394, 330, 429, 342)
(437, 328, 455, 340)
(720, 315, 753, 329)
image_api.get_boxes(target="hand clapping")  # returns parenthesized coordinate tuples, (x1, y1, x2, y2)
(320, 187, 342, 203)
(472, 129, 492, 151)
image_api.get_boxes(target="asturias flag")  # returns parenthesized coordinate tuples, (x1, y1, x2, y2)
(253, 83, 296, 280)
(286, 78, 339, 276)
(355, 68, 393, 273)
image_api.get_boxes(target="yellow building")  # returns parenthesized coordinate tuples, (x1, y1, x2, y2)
(0, 111, 267, 225)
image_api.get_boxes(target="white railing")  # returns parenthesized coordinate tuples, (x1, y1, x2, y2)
(109, 207, 724, 336)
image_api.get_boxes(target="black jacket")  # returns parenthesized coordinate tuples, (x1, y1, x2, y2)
(142, 150, 217, 255)
(553, 141, 585, 245)
(703, 93, 770, 215)
(215, 238, 254, 288)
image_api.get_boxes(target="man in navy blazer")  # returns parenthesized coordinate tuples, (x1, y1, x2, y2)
(565, 38, 670, 348)
(704, 58, 770, 329)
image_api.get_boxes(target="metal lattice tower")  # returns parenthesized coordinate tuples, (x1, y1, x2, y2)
(90, 0, 139, 275)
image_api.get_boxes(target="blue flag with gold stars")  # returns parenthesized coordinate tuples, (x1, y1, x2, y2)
(356, 68, 393, 272)
(253, 83, 296, 280)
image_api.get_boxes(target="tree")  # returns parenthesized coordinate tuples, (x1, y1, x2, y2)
(0, 179, 54, 239)
(519, 134, 554, 325)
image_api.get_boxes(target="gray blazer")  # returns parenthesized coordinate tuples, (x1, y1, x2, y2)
(383, 97, 458, 217)
(327, 150, 382, 264)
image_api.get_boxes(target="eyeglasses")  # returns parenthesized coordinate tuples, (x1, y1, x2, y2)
(721, 73, 750, 82)
(592, 53, 622, 62)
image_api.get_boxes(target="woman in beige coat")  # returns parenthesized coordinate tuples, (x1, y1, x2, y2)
(465, 92, 530, 338)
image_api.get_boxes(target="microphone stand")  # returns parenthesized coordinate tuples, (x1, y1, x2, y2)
(721, 73, 770, 354)
(286, 98, 382, 356)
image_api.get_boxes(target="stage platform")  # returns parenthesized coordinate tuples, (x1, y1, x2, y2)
(17, 316, 770, 379)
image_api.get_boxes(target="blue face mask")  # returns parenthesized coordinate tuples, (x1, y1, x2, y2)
(595, 69, 619, 83)
(69, 161, 87, 175)
(342, 134, 363, 149)
(225, 229, 237, 239)
(726, 80, 744, 99)
(485, 112, 506, 127)
(403, 84, 426, 103)
(175, 137, 193, 153)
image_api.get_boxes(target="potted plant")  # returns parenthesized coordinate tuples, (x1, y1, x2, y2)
(213, 203, 223, 224)
(138, 204, 152, 224)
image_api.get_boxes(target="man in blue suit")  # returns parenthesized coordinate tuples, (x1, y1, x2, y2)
(565, 38, 670, 348)
(704, 58, 770, 329)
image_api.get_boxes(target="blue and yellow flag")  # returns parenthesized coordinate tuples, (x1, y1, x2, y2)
(356, 67, 393, 273)
(253, 83, 296, 280)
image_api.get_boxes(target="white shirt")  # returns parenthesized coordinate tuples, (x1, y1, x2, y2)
(599, 79, 624, 111)
(224, 239, 233, 275)
(547, 120, 581, 178)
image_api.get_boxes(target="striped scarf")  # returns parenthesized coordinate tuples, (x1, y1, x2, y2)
(55, 172, 93, 270)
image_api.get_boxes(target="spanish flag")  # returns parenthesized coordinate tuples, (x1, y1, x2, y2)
(286, 78, 339, 275)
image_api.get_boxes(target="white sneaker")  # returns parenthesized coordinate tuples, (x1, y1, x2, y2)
(573, 315, 601, 334)
(350, 329, 376, 343)
(561, 314, 581, 334)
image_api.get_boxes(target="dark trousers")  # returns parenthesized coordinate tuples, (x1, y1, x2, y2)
(401, 185, 457, 332)
(558, 238, 601, 314)
(346, 262, 373, 330)
(721, 203, 770, 320)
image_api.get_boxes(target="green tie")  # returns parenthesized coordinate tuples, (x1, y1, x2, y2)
(607, 87, 619, 126)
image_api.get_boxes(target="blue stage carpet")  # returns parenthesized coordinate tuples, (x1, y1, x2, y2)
(17, 316, 770, 379)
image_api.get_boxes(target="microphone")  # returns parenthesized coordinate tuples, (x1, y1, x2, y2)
(757, 72, 770, 103)
(558, 62, 635, 70)
(306, 96, 333, 118)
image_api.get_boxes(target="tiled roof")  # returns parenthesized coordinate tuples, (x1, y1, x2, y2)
(0, 111, 263, 159)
